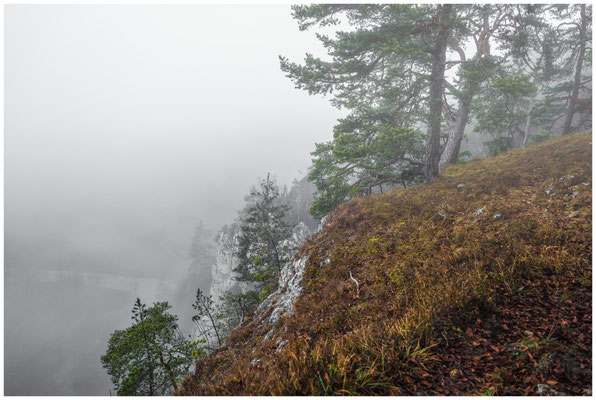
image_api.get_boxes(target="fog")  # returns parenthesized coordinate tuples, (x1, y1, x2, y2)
(4, 5, 341, 395)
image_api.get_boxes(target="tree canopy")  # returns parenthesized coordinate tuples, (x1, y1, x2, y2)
(281, 4, 591, 219)
(234, 173, 293, 298)
(101, 299, 198, 396)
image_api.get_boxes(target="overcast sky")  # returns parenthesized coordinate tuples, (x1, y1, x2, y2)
(4, 5, 342, 395)
(5, 4, 342, 277)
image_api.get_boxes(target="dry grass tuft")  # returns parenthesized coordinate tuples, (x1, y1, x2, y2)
(177, 132, 591, 395)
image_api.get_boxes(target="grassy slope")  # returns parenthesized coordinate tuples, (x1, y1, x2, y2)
(178, 132, 592, 395)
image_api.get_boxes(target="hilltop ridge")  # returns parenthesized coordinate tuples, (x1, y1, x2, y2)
(178, 133, 592, 395)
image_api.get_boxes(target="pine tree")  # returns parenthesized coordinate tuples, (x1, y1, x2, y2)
(473, 71, 538, 155)
(281, 5, 459, 183)
(472, 5, 592, 150)
(101, 298, 199, 396)
(280, 4, 459, 218)
(308, 125, 425, 219)
(191, 288, 224, 350)
(439, 4, 505, 166)
(234, 174, 293, 301)
(560, 4, 591, 134)
(218, 289, 261, 330)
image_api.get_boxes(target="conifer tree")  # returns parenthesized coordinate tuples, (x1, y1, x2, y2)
(560, 4, 591, 134)
(473, 4, 591, 150)
(101, 299, 199, 396)
(192, 288, 224, 349)
(234, 174, 293, 300)
(280, 4, 457, 217)
(281, 5, 457, 182)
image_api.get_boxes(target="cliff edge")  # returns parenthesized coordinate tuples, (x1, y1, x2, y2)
(178, 132, 591, 395)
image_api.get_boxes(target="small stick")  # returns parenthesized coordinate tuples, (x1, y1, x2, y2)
(349, 270, 360, 292)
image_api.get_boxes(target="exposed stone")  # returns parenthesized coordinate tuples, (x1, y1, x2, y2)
(279, 222, 311, 262)
(535, 383, 562, 396)
(457, 184, 465, 189)
(203, 221, 312, 347)
(250, 359, 262, 367)
(317, 215, 329, 233)
(263, 329, 274, 341)
(209, 223, 243, 306)
(568, 210, 581, 218)
(267, 256, 308, 326)
(558, 175, 574, 184)
(473, 207, 486, 216)
(194, 223, 245, 349)
(276, 339, 288, 353)
(320, 258, 331, 267)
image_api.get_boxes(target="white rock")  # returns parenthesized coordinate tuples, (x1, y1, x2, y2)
(558, 175, 574, 184)
(473, 207, 486, 216)
(250, 359, 262, 366)
(267, 256, 309, 326)
(276, 339, 288, 353)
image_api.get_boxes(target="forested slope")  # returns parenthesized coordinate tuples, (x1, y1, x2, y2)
(178, 132, 591, 395)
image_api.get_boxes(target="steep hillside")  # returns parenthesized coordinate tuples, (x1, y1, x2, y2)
(178, 133, 591, 396)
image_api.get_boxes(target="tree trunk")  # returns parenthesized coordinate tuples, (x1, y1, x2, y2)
(424, 4, 452, 182)
(148, 366, 154, 396)
(160, 352, 179, 393)
(522, 96, 536, 147)
(562, 4, 587, 135)
(138, 312, 155, 396)
(439, 82, 476, 167)
(439, 6, 493, 168)
(202, 299, 222, 347)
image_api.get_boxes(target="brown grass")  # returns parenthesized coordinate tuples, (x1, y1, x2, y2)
(177, 132, 591, 395)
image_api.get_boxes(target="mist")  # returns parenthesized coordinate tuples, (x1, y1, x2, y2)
(4, 5, 341, 395)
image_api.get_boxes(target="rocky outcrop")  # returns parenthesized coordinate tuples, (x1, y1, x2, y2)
(193, 223, 244, 349)
(256, 255, 308, 330)
(209, 223, 243, 304)
(196, 221, 314, 348)
(254, 218, 328, 339)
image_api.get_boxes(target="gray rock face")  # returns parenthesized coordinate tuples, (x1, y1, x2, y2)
(261, 222, 311, 326)
(257, 217, 330, 342)
(197, 221, 313, 348)
(209, 223, 243, 304)
(317, 215, 329, 233)
(194, 223, 246, 349)
(279, 222, 310, 261)
(256, 257, 307, 325)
